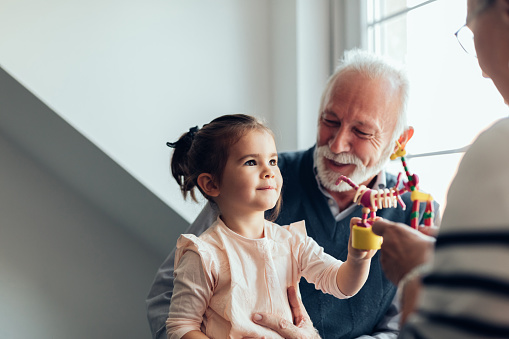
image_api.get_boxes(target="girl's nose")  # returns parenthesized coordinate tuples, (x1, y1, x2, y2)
(263, 167, 275, 178)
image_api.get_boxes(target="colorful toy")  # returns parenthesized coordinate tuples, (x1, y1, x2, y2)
(336, 139, 434, 250)
(390, 140, 434, 228)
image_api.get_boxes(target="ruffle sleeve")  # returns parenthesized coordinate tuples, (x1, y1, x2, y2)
(174, 234, 220, 288)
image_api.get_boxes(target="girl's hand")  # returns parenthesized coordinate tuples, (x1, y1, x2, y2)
(346, 217, 378, 262)
(336, 217, 377, 296)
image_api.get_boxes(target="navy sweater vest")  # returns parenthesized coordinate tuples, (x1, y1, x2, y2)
(273, 146, 432, 339)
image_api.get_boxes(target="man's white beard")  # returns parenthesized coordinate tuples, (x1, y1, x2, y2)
(315, 145, 393, 192)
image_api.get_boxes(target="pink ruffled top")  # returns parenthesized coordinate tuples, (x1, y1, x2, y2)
(166, 217, 347, 339)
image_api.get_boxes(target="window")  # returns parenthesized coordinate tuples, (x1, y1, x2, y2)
(364, 0, 507, 211)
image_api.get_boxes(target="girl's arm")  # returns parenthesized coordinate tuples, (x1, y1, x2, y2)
(291, 219, 374, 299)
(336, 217, 377, 296)
(166, 250, 213, 339)
(148, 203, 218, 339)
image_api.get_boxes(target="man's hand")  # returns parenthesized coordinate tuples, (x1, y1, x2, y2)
(372, 219, 435, 285)
(251, 286, 320, 339)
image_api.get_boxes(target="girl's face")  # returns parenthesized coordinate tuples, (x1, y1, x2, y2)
(214, 129, 282, 217)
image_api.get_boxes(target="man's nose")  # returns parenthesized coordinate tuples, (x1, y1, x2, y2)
(329, 128, 352, 153)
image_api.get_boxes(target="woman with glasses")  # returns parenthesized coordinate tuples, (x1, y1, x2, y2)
(252, 0, 509, 338)
(393, 0, 509, 337)
(367, 0, 509, 336)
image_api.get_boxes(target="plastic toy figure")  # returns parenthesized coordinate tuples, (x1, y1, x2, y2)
(336, 138, 434, 250)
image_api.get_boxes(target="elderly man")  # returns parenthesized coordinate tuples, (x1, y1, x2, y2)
(257, 1, 509, 338)
(146, 49, 438, 339)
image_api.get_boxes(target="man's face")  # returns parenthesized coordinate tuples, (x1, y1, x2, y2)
(316, 70, 401, 191)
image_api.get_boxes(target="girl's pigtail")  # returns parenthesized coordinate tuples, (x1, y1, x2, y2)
(167, 126, 199, 201)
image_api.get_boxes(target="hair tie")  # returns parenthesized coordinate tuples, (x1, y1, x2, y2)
(187, 126, 199, 139)
(167, 126, 199, 148)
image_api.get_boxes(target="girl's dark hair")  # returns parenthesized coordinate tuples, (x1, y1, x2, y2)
(168, 114, 281, 221)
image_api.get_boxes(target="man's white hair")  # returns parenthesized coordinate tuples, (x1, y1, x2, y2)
(319, 49, 410, 141)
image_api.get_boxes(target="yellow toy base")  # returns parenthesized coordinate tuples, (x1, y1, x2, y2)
(352, 225, 383, 250)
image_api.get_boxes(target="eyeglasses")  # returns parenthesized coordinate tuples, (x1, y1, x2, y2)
(455, 24, 476, 57)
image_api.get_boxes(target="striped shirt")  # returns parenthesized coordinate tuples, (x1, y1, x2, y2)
(401, 118, 509, 338)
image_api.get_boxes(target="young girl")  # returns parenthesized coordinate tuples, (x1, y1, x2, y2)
(165, 114, 376, 339)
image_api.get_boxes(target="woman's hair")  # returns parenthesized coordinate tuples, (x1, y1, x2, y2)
(168, 113, 281, 220)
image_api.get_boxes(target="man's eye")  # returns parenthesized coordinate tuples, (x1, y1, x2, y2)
(244, 160, 256, 166)
(323, 118, 340, 127)
(355, 129, 371, 137)
(269, 159, 277, 166)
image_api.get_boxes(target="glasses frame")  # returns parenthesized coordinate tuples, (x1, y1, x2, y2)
(455, 0, 496, 57)
(454, 24, 477, 57)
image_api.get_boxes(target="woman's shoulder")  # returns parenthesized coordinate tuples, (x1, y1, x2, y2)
(476, 117, 509, 143)
(462, 117, 509, 166)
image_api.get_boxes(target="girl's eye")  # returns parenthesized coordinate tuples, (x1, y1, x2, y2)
(245, 160, 256, 166)
(269, 159, 277, 166)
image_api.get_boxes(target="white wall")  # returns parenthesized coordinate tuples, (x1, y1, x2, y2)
(0, 132, 162, 339)
(0, 1, 336, 337)
(0, 0, 268, 222)
(0, 0, 332, 223)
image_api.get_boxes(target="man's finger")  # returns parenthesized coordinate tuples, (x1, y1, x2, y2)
(252, 313, 299, 338)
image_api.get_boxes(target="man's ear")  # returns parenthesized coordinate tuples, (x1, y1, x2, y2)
(395, 126, 414, 151)
(197, 173, 220, 197)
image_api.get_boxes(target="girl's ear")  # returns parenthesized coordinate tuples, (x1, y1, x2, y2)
(197, 173, 220, 197)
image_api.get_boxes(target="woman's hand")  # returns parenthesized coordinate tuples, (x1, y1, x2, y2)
(372, 219, 435, 285)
